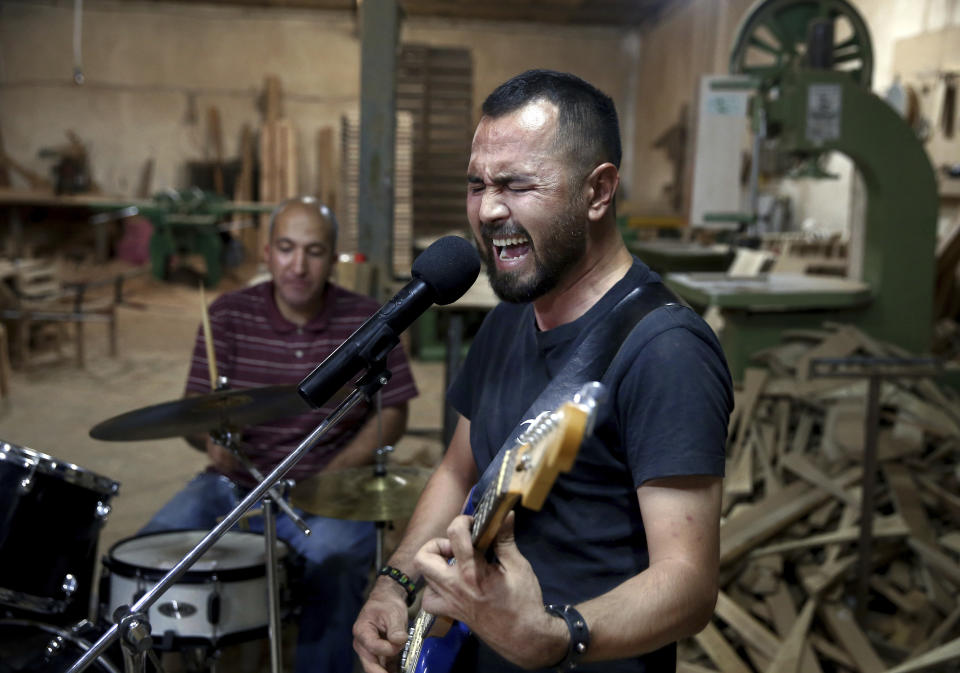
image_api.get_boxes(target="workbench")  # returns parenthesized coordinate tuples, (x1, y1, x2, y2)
(627, 240, 733, 275)
(665, 272, 872, 380)
(0, 188, 145, 261)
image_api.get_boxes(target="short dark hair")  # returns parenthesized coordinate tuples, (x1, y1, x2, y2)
(481, 69, 622, 174)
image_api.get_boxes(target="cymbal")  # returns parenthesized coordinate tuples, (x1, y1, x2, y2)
(291, 465, 432, 521)
(90, 385, 312, 441)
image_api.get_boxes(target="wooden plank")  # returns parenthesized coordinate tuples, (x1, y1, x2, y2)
(773, 399, 790, 472)
(824, 503, 857, 564)
(720, 468, 859, 565)
(764, 584, 824, 673)
(799, 554, 857, 596)
(883, 461, 955, 612)
(780, 452, 860, 508)
(714, 591, 781, 660)
(795, 326, 861, 382)
(809, 633, 857, 669)
(908, 538, 960, 587)
(763, 598, 817, 673)
(883, 635, 960, 673)
(730, 367, 768, 458)
(911, 603, 960, 657)
(754, 422, 781, 494)
(693, 621, 754, 673)
(724, 424, 755, 501)
(915, 474, 960, 523)
(820, 602, 886, 673)
(789, 412, 814, 455)
(940, 531, 960, 555)
(884, 462, 936, 542)
(748, 514, 909, 558)
(868, 575, 929, 615)
(678, 663, 721, 673)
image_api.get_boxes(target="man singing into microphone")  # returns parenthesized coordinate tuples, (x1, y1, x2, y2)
(353, 70, 732, 672)
(141, 196, 418, 673)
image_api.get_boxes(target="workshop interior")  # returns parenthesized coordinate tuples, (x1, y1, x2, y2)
(1, 0, 959, 671)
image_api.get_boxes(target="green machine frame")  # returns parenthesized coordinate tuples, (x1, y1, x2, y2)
(666, 0, 939, 381)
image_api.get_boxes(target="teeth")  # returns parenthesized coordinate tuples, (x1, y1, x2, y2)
(492, 236, 528, 247)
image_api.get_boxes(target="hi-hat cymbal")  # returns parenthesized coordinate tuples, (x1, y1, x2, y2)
(291, 465, 432, 521)
(90, 385, 312, 441)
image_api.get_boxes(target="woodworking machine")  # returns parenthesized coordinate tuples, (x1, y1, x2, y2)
(665, 0, 939, 381)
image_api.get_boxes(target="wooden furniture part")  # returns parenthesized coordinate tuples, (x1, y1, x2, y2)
(0, 259, 117, 369)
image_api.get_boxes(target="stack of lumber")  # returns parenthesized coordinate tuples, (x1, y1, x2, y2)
(678, 323, 960, 673)
(258, 75, 298, 253)
(396, 45, 473, 241)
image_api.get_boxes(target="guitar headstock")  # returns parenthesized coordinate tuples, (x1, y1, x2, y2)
(500, 382, 605, 511)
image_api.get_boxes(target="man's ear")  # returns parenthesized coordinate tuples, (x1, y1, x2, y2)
(586, 163, 620, 222)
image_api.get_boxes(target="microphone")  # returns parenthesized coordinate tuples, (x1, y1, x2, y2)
(298, 235, 481, 409)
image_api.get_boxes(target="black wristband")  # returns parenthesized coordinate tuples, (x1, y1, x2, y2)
(377, 565, 421, 606)
(545, 604, 589, 671)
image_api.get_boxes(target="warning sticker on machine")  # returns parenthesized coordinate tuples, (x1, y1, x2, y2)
(806, 84, 842, 145)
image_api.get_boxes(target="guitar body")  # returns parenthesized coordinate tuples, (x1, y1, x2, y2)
(400, 382, 603, 673)
(412, 620, 471, 673)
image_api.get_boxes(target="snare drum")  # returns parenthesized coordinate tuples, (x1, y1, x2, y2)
(0, 619, 121, 673)
(101, 530, 288, 648)
(0, 441, 119, 622)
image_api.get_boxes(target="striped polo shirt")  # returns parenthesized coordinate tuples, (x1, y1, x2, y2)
(185, 280, 418, 484)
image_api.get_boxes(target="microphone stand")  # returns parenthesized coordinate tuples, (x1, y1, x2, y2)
(67, 366, 393, 673)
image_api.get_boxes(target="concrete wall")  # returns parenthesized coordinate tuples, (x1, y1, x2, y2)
(0, 0, 633, 205)
(3, 0, 957, 237)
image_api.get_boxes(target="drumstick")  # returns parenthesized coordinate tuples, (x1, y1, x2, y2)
(200, 283, 218, 389)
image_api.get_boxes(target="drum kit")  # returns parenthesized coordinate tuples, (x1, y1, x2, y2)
(0, 377, 431, 673)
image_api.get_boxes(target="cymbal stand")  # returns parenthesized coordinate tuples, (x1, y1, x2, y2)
(372, 444, 394, 570)
(263, 494, 283, 673)
(66, 367, 393, 673)
(210, 430, 303, 673)
(211, 428, 312, 536)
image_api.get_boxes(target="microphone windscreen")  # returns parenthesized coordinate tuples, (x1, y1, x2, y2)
(412, 235, 481, 305)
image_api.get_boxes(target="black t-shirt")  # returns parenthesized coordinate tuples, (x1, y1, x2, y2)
(447, 259, 733, 672)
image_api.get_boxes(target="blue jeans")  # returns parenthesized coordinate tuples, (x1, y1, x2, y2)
(140, 472, 375, 673)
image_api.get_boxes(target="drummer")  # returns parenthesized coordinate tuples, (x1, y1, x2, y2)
(140, 196, 418, 673)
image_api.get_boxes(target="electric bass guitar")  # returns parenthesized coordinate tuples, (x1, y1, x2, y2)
(400, 382, 605, 673)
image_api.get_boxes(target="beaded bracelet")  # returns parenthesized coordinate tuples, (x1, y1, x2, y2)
(545, 604, 589, 672)
(377, 565, 421, 606)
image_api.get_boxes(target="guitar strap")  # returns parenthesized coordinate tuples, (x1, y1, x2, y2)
(471, 280, 682, 506)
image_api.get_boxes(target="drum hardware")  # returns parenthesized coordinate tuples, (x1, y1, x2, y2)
(0, 618, 123, 673)
(209, 428, 311, 537)
(68, 365, 394, 673)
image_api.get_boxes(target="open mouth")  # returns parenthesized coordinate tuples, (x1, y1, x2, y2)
(492, 235, 531, 262)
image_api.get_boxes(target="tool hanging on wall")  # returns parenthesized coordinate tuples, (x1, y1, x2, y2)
(941, 73, 956, 139)
(73, 0, 84, 85)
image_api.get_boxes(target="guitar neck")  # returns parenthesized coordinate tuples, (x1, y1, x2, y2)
(470, 448, 520, 552)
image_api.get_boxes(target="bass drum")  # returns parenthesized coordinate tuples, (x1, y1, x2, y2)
(0, 619, 120, 673)
(101, 530, 289, 649)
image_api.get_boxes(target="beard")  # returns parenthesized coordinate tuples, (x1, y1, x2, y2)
(479, 198, 588, 304)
